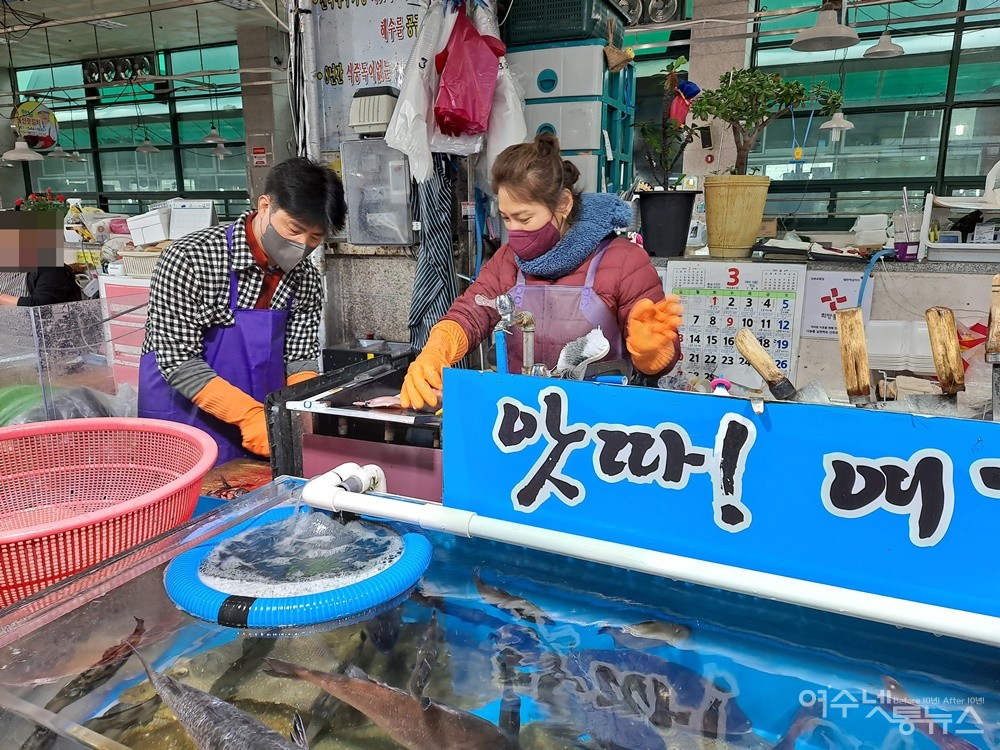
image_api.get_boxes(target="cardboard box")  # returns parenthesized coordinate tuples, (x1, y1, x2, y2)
(758, 218, 778, 238)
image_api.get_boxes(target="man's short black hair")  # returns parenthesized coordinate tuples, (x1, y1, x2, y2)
(264, 156, 347, 232)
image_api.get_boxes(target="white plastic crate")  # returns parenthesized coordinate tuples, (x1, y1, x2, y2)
(507, 44, 606, 100)
(524, 99, 605, 151)
(563, 153, 601, 193)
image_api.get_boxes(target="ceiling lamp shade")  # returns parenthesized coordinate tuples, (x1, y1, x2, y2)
(68, 150, 86, 162)
(202, 125, 225, 144)
(864, 31, 905, 58)
(820, 110, 855, 142)
(212, 143, 232, 159)
(790, 8, 859, 52)
(136, 138, 160, 154)
(2, 140, 43, 161)
(47, 144, 70, 159)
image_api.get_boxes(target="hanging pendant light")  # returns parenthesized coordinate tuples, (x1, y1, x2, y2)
(820, 110, 855, 142)
(864, 30, 904, 58)
(68, 150, 86, 162)
(212, 143, 232, 159)
(791, 7, 859, 52)
(136, 138, 160, 154)
(202, 125, 225, 144)
(47, 144, 70, 159)
(2, 140, 43, 161)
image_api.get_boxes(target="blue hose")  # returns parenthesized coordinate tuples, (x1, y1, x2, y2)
(857, 248, 895, 314)
(494, 328, 508, 375)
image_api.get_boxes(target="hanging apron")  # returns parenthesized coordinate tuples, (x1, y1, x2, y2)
(507, 239, 623, 374)
(138, 225, 291, 466)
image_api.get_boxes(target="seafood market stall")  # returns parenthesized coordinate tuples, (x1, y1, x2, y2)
(3, 353, 1000, 749)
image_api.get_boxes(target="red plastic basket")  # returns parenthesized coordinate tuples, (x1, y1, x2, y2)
(0, 417, 218, 608)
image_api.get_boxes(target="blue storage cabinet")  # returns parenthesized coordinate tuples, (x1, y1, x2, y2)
(508, 39, 634, 193)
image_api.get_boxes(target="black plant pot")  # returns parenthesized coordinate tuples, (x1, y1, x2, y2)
(637, 190, 700, 258)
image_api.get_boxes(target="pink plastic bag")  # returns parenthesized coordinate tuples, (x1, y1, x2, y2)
(433, 8, 505, 137)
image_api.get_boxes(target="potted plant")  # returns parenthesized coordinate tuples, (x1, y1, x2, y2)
(690, 68, 842, 257)
(634, 57, 702, 257)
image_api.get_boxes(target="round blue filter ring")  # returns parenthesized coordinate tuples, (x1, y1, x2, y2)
(164, 507, 432, 629)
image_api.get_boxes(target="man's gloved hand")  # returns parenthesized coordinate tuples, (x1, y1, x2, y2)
(626, 297, 683, 375)
(400, 319, 469, 410)
(286, 371, 319, 387)
(191, 376, 269, 456)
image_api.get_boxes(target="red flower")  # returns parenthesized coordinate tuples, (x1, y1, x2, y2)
(45, 187, 52, 193)
(14, 198, 23, 206)
(57, 195, 65, 202)
(29, 193, 37, 200)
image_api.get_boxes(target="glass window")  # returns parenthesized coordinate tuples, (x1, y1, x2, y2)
(749, 109, 941, 181)
(945, 107, 1000, 177)
(177, 112, 245, 145)
(98, 151, 178, 193)
(765, 192, 830, 220)
(170, 45, 241, 97)
(756, 38, 951, 107)
(28, 158, 98, 195)
(955, 29, 1000, 101)
(180, 148, 249, 192)
(95, 118, 171, 148)
(17, 64, 86, 105)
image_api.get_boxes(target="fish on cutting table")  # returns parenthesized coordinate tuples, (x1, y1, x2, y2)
(353, 394, 402, 408)
(19, 618, 147, 750)
(263, 658, 521, 750)
(598, 619, 692, 650)
(130, 645, 306, 750)
(881, 676, 981, 750)
(473, 570, 555, 626)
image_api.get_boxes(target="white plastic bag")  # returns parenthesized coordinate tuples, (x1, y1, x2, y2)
(385, 1, 444, 183)
(472, 0, 527, 184)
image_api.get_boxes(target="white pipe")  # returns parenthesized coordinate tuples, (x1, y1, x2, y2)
(256, 0, 290, 31)
(299, 470, 1000, 648)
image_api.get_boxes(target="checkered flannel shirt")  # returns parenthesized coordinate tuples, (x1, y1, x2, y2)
(142, 211, 323, 399)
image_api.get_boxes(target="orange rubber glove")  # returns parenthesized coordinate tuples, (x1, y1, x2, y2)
(191, 376, 269, 457)
(626, 296, 683, 375)
(286, 371, 319, 387)
(400, 319, 469, 410)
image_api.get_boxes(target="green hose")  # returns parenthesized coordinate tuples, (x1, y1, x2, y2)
(0, 384, 45, 427)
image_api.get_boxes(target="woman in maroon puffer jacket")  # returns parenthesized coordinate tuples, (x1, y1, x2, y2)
(401, 134, 683, 410)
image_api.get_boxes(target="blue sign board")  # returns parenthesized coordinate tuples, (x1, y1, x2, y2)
(442, 370, 1000, 623)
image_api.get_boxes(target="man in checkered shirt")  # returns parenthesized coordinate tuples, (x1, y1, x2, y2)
(139, 158, 346, 465)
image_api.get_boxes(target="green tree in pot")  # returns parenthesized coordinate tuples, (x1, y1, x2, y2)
(689, 68, 842, 258)
(635, 57, 702, 257)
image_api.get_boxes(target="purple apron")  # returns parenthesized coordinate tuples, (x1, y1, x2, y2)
(138, 224, 290, 466)
(508, 239, 623, 374)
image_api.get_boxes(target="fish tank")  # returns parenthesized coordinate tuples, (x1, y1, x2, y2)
(1, 476, 999, 750)
(0, 295, 145, 427)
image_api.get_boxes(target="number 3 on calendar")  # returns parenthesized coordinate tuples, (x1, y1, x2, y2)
(727, 267, 740, 287)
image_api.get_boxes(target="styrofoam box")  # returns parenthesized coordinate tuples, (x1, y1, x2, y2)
(563, 153, 600, 193)
(524, 100, 604, 151)
(507, 44, 605, 100)
(126, 208, 170, 246)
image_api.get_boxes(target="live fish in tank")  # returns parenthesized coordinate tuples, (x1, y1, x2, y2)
(513, 648, 752, 747)
(881, 676, 983, 750)
(81, 696, 163, 743)
(130, 645, 307, 750)
(473, 570, 555, 626)
(263, 657, 522, 750)
(598, 619, 693, 650)
(363, 603, 404, 654)
(18, 617, 146, 750)
(408, 610, 441, 702)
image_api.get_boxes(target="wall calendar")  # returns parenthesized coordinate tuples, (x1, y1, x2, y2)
(662, 261, 808, 389)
